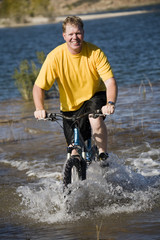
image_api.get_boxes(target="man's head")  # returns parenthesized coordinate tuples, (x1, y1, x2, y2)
(62, 16, 84, 54)
(62, 16, 84, 33)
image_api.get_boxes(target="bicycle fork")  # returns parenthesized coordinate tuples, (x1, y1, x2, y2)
(67, 127, 92, 165)
(67, 127, 80, 159)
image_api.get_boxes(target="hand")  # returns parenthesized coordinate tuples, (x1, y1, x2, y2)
(34, 109, 46, 119)
(101, 104, 115, 115)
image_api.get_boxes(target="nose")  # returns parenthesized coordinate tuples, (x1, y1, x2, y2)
(73, 33, 78, 39)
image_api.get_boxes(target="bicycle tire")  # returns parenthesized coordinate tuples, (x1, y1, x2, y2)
(63, 156, 87, 188)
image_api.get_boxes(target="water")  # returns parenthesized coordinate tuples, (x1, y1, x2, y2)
(0, 6, 160, 240)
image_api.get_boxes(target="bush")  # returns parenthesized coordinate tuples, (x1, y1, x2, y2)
(13, 51, 57, 100)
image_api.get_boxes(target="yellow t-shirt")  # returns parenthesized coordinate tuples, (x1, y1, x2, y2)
(35, 41, 114, 111)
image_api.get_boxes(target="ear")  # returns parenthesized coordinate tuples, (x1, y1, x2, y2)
(62, 32, 66, 41)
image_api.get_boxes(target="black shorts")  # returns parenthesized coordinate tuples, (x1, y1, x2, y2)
(62, 91, 106, 145)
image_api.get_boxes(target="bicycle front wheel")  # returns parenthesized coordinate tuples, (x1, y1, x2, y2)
(63, 156, 86, 188)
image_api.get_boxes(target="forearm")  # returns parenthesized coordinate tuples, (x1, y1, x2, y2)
(33, 84, 45, 110)
(101, 77, 118, 115)
(105, 77, 118, 104)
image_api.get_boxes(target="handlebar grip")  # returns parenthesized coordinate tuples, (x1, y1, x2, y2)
(44, 113, 56, 121)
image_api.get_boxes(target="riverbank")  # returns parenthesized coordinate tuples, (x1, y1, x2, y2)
(56, 9, 157, 22)
(0, 3, 160, 28)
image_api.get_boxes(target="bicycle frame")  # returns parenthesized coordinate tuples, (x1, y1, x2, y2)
(42, 111, 105, 188)
(46, 111, 103, 164)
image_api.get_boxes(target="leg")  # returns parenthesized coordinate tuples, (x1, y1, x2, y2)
(89, 116, 108, 154)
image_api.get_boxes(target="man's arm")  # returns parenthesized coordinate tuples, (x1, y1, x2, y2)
(33, 84, 46, 119)
(102, 77, 118, 115)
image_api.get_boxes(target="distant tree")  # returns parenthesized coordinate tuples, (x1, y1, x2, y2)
(0, 0, 53, 22)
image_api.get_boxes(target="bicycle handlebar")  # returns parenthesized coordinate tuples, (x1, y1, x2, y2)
(45, 110, 105, 122)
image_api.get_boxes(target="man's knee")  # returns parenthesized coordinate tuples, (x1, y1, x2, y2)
(89, 117, 104, 131)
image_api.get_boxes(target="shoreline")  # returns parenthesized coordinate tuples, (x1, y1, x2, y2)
(56, 9, 156, 22)
(0, 8, 158, 29)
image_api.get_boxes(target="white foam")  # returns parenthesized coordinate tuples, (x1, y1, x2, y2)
(16, 153, 160, 224)
(120, 143, 160, 176)
(1, 158, 63, 179)
(2, 159, 29, 171)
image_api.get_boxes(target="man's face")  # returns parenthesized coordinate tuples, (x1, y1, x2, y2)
(63, 24, 84, 54)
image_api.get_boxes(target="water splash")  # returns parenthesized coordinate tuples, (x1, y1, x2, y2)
(15, 152, 160, 224)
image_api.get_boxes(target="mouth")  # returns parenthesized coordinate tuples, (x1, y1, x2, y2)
(71, 41, 80, 46)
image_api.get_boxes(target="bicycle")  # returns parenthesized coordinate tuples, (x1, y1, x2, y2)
(44, 110, 107, 189)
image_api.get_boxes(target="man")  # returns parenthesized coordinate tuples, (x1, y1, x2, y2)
(33, 16, 118, 162)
